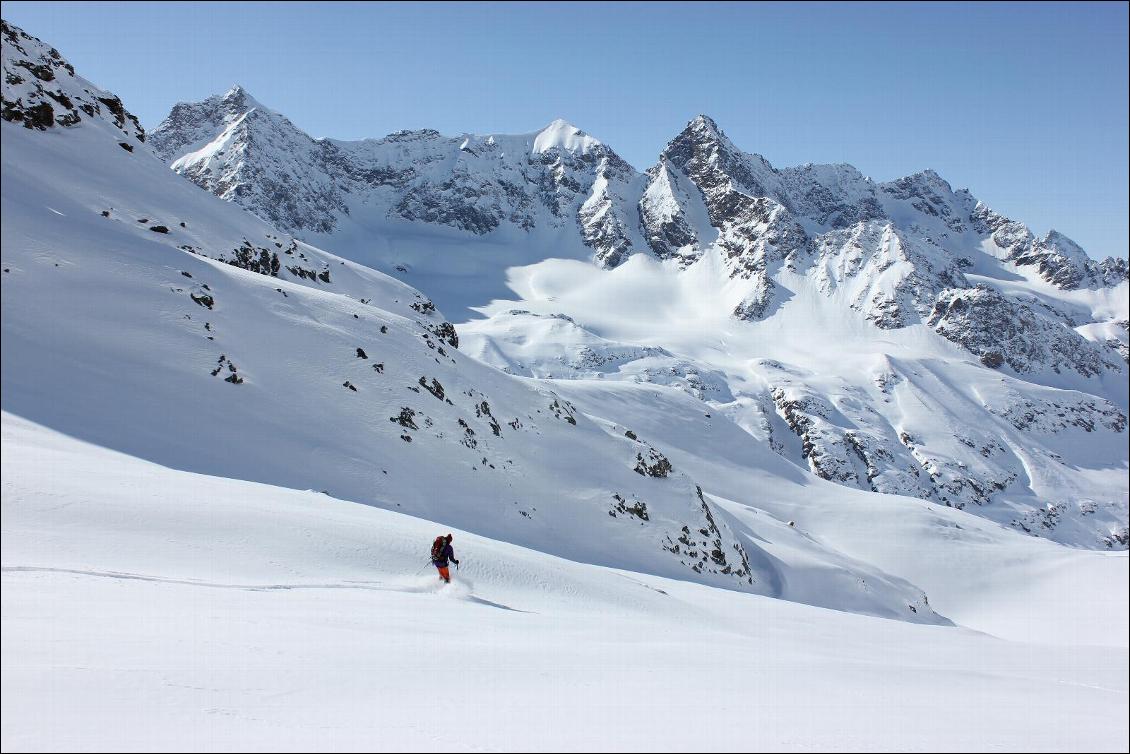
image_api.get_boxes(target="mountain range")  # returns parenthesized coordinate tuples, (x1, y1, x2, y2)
(139, 78, 1129, 547)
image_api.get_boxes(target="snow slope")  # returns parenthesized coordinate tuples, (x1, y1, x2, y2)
(2, 22, 951, 621)
(0, 119, 769, 598)
(461, 252, 1128, 547)
(545, 378, 1129, 647)
(3, 414, 1127, 752)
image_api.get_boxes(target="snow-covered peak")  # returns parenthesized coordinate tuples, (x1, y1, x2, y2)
(208, 84, 276, 119)
(1041, 229, 1089, 263)
(221, 84, 264, 110)
(531, 118, 602, 155)
(206, 84, 271, 115)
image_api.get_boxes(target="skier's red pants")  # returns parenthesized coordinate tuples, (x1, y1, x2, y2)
(436, 566, 450, 582)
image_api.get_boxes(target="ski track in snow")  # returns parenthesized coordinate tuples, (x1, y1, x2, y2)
(3, 566, 529, 611)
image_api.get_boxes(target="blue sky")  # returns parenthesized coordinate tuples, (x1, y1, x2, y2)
(4, 1, 1127, 258)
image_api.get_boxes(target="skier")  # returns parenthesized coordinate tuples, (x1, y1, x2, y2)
(430, 533, 459, 583)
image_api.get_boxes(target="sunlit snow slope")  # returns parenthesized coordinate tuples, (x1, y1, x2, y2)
(3, 414, 1127, 752)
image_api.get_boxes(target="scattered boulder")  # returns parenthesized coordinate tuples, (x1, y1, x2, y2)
(458, 419, 478, 449)
(634, 447, 673, 478)
(190, 291, 214, 309)
(549, 398, 577, 425)
(430, 321, 459, 349)
(390, 407, 418, 430)
(225, 240, 281, 277)
(210, 355, 243, 384)
(475, 400, 502, 436)
(419, 376, 445, 400)
(609, 493, 650, 521)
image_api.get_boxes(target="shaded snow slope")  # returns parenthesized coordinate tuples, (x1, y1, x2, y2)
(3, 414, 1127, 752)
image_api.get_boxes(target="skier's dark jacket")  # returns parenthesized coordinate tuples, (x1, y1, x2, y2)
(432, 542, 456, 568)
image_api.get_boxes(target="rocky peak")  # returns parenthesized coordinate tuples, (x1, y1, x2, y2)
(686, 114, 723, 140)
(880, 170, 967, 234)
(1041, 230, 1089, 263)
(643, 116, 809, 318)
(220, 84, 266, 113)
(150, 84, 280, 162)
(1021, 229, 1128, 289)
(777, 163, 885, 230)
(665, 115, 729, 161)
(380, 128, 443, 143)
(971, 203, 1127, 290)
(663, 115, 784, 203)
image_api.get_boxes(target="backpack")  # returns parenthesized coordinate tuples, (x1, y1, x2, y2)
(431, 536, 446, 562)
